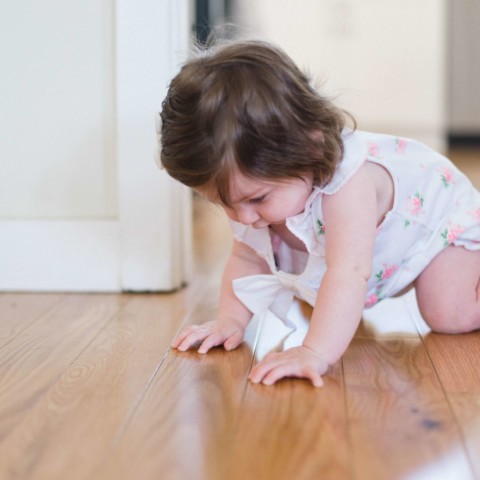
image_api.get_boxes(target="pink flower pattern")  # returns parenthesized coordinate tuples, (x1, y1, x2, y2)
(406, 192, 424, 216)
(395, 138, 407, 154)
(365, 293, 379, 308)
(322, 134, 477, 311)
(367, 143, 380, 158)
(440, 167, 454, 188)
(441, 224, 465, 246)
(376, 264, 398, 281)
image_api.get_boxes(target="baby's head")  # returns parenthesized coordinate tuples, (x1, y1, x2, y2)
(160, 40, 348, 206)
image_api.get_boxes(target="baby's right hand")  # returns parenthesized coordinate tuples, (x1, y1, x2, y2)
(172, 319, 245, 354)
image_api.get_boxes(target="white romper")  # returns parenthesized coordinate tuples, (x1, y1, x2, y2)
(230, 130, 480, 327)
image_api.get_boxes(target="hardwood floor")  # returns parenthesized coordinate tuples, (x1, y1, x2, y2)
(1, 149, 480, 480)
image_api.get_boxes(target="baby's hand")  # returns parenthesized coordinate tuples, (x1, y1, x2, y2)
(172, 319, 245, 354)
(248, 345, 329, 387)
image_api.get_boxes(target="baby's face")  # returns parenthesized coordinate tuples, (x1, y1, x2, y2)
(198, 173, 313, 228)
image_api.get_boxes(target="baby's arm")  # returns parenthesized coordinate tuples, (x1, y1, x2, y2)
(303, 165, 377, 364)
(172, 239, 268, 353)
(249, 165, 378, 386)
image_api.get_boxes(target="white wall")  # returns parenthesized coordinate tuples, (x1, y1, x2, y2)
(0, 1, 117, 219)
(233, 0, 447, 151)
(0, 0, 193, 292)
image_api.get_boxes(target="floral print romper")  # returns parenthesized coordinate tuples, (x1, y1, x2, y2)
(229, 130, 480, 325)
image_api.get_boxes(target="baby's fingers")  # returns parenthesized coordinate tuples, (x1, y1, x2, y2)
(172, 323, 210, 348)
(249, 355, 281, 384)
(264, 364, 324, 388)
(260, 364, 324, 387)
(261, 363, 298, 385)
(198, 332, 225, 354)
(171, 327, 192, 349)
(224, 331, 244, 351)
(198, 329, 243, 354)
(174, 325, 211, 352)
(250, 357, 324, 387)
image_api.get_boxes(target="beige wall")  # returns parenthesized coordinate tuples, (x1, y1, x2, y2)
(233, 0, 447, 151)
(449, 0, 480, 134)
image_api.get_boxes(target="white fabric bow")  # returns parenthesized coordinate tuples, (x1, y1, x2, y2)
(232, 272, 316, 329)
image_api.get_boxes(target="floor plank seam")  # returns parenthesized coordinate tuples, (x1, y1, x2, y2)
(0, 295, 127, 456)
(416, 340, 476, 476)
(403, 296, 477, 477)
(340, 356, 356, 480)
(109, 345, 171, 449)
(416, 338, 476, 476)
(107, 279, 212, 448)
(0, 294, 66, 352)
(225, 314, 268, 450)
(53, 296, 132, 380)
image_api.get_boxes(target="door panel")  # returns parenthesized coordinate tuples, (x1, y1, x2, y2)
(0, 0, 116, 218)
(0, 0, 192, 292)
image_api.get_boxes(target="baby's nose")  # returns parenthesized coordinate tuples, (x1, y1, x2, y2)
(236, 205, 260, 225)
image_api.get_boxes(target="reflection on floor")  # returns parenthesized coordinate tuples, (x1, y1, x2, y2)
(0, 147, 479, 480)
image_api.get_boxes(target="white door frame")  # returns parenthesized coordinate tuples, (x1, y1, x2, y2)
(0, 0, 192, 292)
(116, 0, 192, 291)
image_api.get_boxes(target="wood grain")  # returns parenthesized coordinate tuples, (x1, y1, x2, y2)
(343, 338, 474, 479)
(2, 149, 480, 480)
(99, 346, 253, 480)
(422, 332, 480, 478)
(98, 278, 255, 480)
(0, 293, 63, 348)
(0, 284, 205, 480)
(0, 294, 126, 478)
(227, 363, 350, 480)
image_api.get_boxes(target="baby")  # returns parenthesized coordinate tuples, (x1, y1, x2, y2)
(159, 40, 480, 387)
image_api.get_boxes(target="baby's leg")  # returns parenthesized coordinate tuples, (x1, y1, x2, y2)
(415, 246, 480, 334)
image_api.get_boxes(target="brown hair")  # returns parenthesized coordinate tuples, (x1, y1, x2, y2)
(160, 40, 352, 205)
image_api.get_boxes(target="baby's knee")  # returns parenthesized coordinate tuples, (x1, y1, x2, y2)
(420, 302, 480, 334)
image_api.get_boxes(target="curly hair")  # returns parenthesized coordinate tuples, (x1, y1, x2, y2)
(160, 40, 353, 205)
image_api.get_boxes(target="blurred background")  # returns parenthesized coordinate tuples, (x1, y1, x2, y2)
(1, 0, 479, 292)
(197, 0, 480, 152)
(195, 0, 480, 268)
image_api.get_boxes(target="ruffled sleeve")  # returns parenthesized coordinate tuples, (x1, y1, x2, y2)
(286, 130, 368, 255)
(319, 129, 367, 195)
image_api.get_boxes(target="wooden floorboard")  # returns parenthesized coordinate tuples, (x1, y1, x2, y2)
(421, 332, 480, 478)
(0, 294, 126, 479)
(98, 346, 254, 480)
(344, 337, 473, 479)
(227, 362, 350, 480)
(98, 275, 255, 480)
(0, 293, 64, 348)
(1, 148, 479, 479)
(0, 285, 213, 480)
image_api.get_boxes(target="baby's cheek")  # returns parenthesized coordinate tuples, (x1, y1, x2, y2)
(265, 207, 282, 222)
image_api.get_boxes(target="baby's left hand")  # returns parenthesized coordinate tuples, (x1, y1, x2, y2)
(248, 345, 329, 387)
